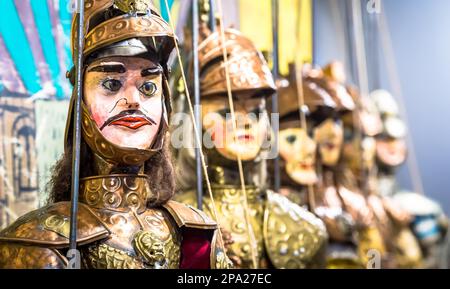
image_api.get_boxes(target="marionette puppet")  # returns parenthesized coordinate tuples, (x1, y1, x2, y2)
(307, 62, 386, 268)
(372, 90, 448, 268)
(341, 86, 422, 268)
(274, 64, 336, 208)
(0, 0, 230, 269)
(174, 25, 327, 269)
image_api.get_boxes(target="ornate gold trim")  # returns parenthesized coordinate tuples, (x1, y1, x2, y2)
(80, 174, 154, 213)
(84, 13, 174, 57)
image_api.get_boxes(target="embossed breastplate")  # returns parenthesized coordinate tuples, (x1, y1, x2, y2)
(79, 175, 181, 269)
(202, 185, 268, 269)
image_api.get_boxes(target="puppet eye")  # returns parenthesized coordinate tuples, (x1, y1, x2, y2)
(344, 127, 354, 141)
(286, 135, 297, 144)
(139, 81, 157, 97)
(250, 106, 264, 115)
(102, 79, 122, 92)
(217, 108, 231, 118)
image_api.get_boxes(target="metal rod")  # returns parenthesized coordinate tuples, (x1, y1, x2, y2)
(312, 0, 317, 66)
(192, 0, 203, 209)
(344, 0, 357, 85)
(368, 9, 381, 90)
(68, 0, 85, 267)
(351, 0, 370, 197)
(208, 0, 216, 31)
(294, 0, 316, 212)
(271, 0, 280, 192)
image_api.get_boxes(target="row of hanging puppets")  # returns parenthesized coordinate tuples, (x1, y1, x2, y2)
(170, 48, 448, 269)
(167, 0, 448, 269)
(0, 0, 447, 269)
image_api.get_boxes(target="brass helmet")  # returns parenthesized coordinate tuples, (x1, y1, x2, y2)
(65, 0, 175, 166)
(197, 24, 276, 98)
(277, 63, 337, 124)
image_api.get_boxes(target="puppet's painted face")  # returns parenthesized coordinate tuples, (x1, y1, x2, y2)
(314, 118, 343, 167)
(343, 135, 377, 173)
(201, 93, 269, 161)
(376, 137, 407, 167)
(279, 128, 318, 185)
(84, 56, 163, 150)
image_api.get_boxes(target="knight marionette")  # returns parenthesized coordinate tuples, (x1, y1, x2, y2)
(174, 25, 327, 269)
(0, 0, 231, 269)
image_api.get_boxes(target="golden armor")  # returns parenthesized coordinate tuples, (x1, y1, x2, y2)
(174, 25, 327, 269)
(0, 181, 223, 269)
(0, 0, 231, 269)
(177, 184, 327, 269)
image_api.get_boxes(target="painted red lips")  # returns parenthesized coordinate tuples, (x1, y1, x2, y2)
(110, 116, 151, 130)
(100, 110, 157, 131)
(237, 134, 255, 141)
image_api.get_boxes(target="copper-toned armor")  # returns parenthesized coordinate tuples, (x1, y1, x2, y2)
(174, 26, 327, 269)
(0, 0, 231, 269)
(0, 198, 222, 269)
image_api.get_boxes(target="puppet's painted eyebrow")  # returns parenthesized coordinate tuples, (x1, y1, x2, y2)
(141, 66, 163, 77)
(88, 63, 126, 73)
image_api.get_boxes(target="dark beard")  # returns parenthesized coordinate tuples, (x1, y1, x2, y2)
(46, 137, 175, 207)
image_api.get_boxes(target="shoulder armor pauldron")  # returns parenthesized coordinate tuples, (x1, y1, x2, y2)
(0, 202, 110, 248)
(263, 191, 328, 268)
(163, 200, 217, 230)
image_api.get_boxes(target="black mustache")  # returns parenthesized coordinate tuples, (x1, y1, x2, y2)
(99, 110, 157, 130)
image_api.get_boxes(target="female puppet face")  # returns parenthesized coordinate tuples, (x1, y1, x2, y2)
(83, 56, 163, 150)
(314, 118, 344, 167)
(279, 127, 318, 185)
(376, 137, 407, 167)
(201, 93, 269, 161)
